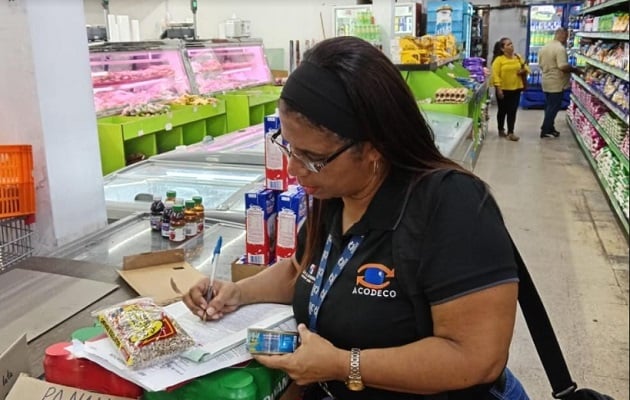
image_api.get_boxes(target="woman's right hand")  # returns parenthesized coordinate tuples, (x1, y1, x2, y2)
(496, 88, 504, 99)
(182, 278, 242, 320)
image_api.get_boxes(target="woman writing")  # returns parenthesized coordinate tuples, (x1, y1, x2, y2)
(184, 36, 529, 400)
(491, 38, 529, 142)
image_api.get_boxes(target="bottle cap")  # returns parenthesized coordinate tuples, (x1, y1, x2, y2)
(192, 195, 203, 203)
(71, 326, 105, 342)
(164, 201, 174, 208)
(153, 195, 162, 201)
(166, 190, 176, 198)
(185, 200, 195, 208)
(217, 371, 257, 400)
(45, 342, 72, 357)
(173, 205, 184, 212)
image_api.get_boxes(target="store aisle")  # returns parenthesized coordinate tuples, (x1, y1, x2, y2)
(474, 107, 629, 399)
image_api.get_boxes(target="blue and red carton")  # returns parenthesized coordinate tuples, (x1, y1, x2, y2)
(264, 115, 296, 191)
(245, 186, 277, 265)
(275, 186, 307, 260)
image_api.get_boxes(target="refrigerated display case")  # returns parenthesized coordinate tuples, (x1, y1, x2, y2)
(426, 0, 474, 57)
(520, 3, 581, 109)
(185, 39, 274, 95)
(103, 160, 264, 222)
(393, 2, 426, 37)
(424, 110, 476, 169)
(333, 4, 373, 37)
(48, 213, 245, 283)
(90, 40, 193, 117)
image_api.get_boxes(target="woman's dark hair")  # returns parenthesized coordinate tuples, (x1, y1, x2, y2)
(280, 37, 473, 268)
(492, 37, 509, 62)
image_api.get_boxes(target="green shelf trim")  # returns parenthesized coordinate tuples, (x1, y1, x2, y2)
(579, 0, 627, 14)
(582, 56, 629, 82)
(567, 116, 629, 236)
(570, 94, 629, 171)
(572, 74, 629, 124)
(576, 31, 630, 40)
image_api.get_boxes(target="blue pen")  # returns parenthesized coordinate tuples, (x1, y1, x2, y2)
(206, 235, 223, 305)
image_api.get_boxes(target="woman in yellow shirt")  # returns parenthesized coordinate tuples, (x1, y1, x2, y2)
(491, 38, 529, 142)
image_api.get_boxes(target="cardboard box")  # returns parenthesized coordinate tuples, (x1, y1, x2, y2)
(119, 248, 205, 305)
(5, 374, 135, 400)
(0, 335, 30, 400)
(231, 257, 268, 282)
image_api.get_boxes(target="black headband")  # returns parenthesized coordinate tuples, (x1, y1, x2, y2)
(280, 61, 361, 141)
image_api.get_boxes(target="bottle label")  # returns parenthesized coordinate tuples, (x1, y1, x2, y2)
(161, 221, 170, 237)
(197, 220, 204, 233)
(170, 226, 186, 242)
(185, 222, 197, 237)
(150, 215, 162, 231)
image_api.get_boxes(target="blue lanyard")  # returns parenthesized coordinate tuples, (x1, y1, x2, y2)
(308, 234, 364, 332)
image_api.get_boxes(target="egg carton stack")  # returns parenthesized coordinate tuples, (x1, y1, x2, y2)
(434, 87, 469, 104)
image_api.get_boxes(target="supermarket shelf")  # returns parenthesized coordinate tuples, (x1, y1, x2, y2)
(582, 55, 629, 81)
(576, 31, 630, 40)
(397, 56, 461, 72)
(567, 116, 629, 236)
(570, 94, 629, 170)
(579, 0, 627, 14)
(572, 74, 629, 124)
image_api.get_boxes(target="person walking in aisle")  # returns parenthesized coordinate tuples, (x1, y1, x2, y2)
(538, 27, 582, 139)
(491, 38, 529, 142)
(184, 36, 530, 400)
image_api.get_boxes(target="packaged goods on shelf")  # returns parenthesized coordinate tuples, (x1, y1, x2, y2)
(398, 34, 459, 64)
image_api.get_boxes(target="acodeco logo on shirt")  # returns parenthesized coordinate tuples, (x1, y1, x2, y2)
(352, 264, 397, 298)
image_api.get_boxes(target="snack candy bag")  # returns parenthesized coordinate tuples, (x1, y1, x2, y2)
(93, 297, 195, 369)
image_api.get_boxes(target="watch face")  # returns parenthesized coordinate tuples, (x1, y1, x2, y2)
(346, 379, 365, 391)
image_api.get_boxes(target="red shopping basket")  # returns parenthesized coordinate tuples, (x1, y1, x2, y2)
(0, 145, 36, 219)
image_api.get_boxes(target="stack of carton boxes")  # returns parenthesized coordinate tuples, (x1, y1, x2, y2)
(235, 114, 307, 280)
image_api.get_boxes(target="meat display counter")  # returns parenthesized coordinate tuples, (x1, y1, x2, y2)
(103, 160, 264, 222)
(90, 40, 193, 117)
(185, 39, 273, 94)
(47, 213, 244, 282)
(151, 123, 265, 164)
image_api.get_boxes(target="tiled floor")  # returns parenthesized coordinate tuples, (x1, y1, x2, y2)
(474, 107, 629, 399)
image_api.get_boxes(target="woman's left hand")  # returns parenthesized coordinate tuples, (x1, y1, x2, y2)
(253, 324, 346, 386)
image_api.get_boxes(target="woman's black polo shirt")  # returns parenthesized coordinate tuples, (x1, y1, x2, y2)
(293, 170, 519, 400)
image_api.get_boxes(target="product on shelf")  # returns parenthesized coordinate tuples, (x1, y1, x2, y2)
(434, 87, 469, 103)
(398, 34, 458, 64)
(121, 102, 171, 116)
(169, 94, 219, 106)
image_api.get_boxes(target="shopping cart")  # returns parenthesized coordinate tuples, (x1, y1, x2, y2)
(0, 145, 35, 271)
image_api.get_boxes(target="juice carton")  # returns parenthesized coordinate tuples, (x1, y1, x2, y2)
(245, 187, 277, 265)
(275, 186, 307, 261)
(264, 115, 297, 191)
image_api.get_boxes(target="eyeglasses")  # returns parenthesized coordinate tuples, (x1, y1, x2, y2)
(270, 129, 356, 173)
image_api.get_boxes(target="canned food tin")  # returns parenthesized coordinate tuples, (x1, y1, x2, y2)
(246, 328, 299, 355)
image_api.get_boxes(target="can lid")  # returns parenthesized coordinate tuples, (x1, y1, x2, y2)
(71, 326, 105, 343)
(218, 371, 256, 399)
(45, 342, 72, 357)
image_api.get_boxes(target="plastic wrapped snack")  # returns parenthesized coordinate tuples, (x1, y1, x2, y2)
(92, 297, 195, 369)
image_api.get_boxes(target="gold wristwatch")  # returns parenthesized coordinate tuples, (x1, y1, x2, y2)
(345, 348, 365, 391)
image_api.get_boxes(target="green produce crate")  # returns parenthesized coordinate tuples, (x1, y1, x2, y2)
(97, 100, 227, 175)
(218, 85, 281, 131)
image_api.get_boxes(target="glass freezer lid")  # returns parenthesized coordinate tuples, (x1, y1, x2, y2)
(48, 213, 245, 282)
(424, 111, 473, 158)
(109, 160, 263, 183)
(151, 123, 265, 163)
